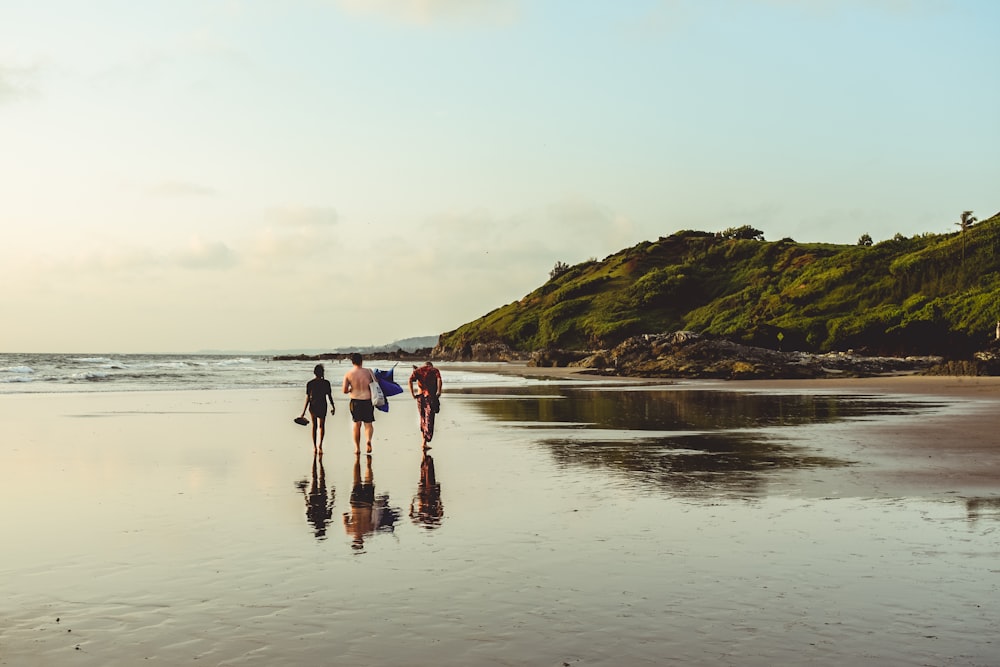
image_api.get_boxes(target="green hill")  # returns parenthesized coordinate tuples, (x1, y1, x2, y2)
(438, 212, 1000, 359)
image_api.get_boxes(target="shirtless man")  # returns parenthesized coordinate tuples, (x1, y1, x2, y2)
(342, 353, 376, 453)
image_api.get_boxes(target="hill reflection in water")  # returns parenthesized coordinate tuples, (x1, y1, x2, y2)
(459, 385, 945, 497)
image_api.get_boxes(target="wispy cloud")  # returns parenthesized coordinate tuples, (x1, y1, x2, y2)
(267, 206, 339, 229)
(62, 236, 238, 274)
(334, 0, 519, 25)
(751, 0, 938, 14)
(545, 196, 638, 258)
(0, 62, 41, 103)
(149, 181, 219, 197)
(171, 237, 237, 269)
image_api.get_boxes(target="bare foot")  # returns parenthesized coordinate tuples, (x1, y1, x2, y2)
(366, 441, 372, 453)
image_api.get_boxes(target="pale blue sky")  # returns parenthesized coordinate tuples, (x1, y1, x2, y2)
(1, 0, 997, 352)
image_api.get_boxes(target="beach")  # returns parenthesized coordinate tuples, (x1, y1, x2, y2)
(1, 371, 998, 665)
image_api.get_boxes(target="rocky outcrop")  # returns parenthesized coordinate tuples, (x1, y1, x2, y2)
(427, 329, 1000, 378)
(431, 340, 525, 362)
(590, 331, 944, 379)
(274, 348, 435, 362)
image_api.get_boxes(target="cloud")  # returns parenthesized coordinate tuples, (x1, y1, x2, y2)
(0, 62, 40, 103)
(149, 181, 219, 197)
(750, 0, 937, 14)
(267, 206, 339, 229)
(239, 207, 342, 270)
(52, 236, 237, 275)
(171, 237, 238, 269)
(334, 0, 519, 25)
(545, 196, 639, 258)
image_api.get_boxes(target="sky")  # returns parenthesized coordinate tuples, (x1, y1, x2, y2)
(1, 0, 997, 353)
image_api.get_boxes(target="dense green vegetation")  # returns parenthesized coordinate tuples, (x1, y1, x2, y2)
(439, 212, 1000, 358)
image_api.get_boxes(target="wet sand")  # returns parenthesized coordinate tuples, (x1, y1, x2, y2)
(0, 373, 998, 665)
(462, 364, 1000, 495)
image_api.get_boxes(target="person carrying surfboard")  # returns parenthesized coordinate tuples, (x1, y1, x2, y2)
(342, 353, 376, 453)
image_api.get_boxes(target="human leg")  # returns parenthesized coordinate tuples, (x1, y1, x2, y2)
(316, 415, 326, 453)
(352, 421, 362, 453)
(418, 395, 434, 448)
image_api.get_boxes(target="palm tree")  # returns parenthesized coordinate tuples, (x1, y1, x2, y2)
(956, 210, 977, 234)
(956, 210, 977, 261)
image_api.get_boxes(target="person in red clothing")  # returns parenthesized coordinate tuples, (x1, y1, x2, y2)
(408, 361, 442, 450)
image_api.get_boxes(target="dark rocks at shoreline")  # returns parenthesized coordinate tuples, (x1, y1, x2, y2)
(594, 331, 945, 379)
(377, 330, 1000, 378)
(430, 341, 525, 363)
(274, 348, 436, 362)
(437, 331, 955, 379)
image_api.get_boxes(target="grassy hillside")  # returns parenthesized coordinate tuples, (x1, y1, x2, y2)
(439, 212, 1000, 358)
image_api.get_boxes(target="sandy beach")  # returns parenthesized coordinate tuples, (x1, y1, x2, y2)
(1, 372, 998, 665)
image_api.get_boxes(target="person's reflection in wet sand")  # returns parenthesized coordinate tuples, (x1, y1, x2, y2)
(343, 453, 401, 551)
(410, 451, 444, 529)
(344, 454, 376, 550)
(295, 452, 335, 540)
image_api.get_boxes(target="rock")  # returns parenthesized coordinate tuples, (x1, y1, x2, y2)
(605, 331, 944, 379)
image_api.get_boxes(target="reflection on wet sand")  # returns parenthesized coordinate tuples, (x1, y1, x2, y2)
(965, 496, 1000, 523)
(465, 386, 943, 431)
(343, 454, 401, 551)
(543, 433, 849, 497)
(465, 386, 942, 497)
(294, 453, 335, 539)
(410, 452, 443, 529)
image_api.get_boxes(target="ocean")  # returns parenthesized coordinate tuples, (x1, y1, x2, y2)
(0, 353, 537, 394)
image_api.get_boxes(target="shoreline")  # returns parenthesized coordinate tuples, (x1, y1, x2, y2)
(449, 362, 1000, 495)
(452, 360, 1000, 397)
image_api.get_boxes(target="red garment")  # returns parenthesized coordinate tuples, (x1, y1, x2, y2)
(410, 365, 441, 396)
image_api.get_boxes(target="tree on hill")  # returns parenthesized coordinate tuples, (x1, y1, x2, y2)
(957, 210, 978, 233)
(549, 261, 571, 280)
(718, 225, 765, 241)
(956, 210, 977, 261)
(858, 233, 873, 246)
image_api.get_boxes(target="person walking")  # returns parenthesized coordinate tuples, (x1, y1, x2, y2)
(342, 353, 376, 453)
(300, 364, 335, 453)
(409, 361, 442, 450)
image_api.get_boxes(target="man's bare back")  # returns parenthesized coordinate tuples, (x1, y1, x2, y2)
(342, 365, 373, 399)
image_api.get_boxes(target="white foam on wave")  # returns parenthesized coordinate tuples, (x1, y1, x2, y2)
(1, 366, 35, 374)
(213, 357, 256, 366)
(72, 357, 117, 364)
(71, 371, 110, 380)
(150, 361, 192, 370)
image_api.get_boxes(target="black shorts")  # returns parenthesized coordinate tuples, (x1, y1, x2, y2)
(349, 399, 375, 423)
